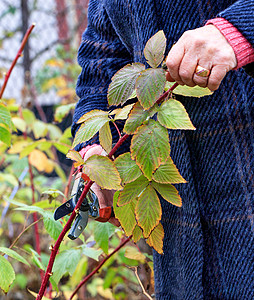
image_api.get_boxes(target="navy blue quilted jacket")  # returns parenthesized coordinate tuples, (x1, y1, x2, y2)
(72, 1, 254, 299)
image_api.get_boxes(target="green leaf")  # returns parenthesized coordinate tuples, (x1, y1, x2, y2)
(99, 121, 112, 154)
(151, 181, 182, 207)
(152, 157, 186, 184)
(103, 268, 117, 289)
(0, 104, 11, 128)
(157, 99, 195, 130)
(124, 246, 146, 262)
(0, 173, 18, 186)
(93, 222, 116, 254)
(117, 175, 149, 206)
(43, 212, 63, 240)
(114, 152, 142, 184)
(82, 248, 103, 261)
(22, 109, 35, 125)
(127, 89, 137, 100)
(0, 247, 30, 266)
(54, 103, 75, 123)
(41, 189, 67, 202)
(15, 205, 45, 215)
(52, 249, 81, 284)
(19, 139, 50, 158)
(135, 68, 166, 110)
(110, 103, 135, 120)
(32, 120, 48, 139)
(108, 63, 145, 106)
(113, 192, 137, 236)
(166, 81, 213, 97)
(47, 124, 62, 140)
(0, 256, 15, 293)
(146, 222, 164, 254)
(77, 110, 109, 124)
(144, 30, 166, 68)
(132, 225, 143, 243)
(53, 142, 70, 155)
(29, 249, 45, 271)
(84, 155, 122, 190)
(72, 116, 109, 148)
(0, 126, 11, 146)
(135, 185, 161, 238)
(71, 256, 88, 288)
(130, 119, 170, 180)
(123, 102, 149, 134)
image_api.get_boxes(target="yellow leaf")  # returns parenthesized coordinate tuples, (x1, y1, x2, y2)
(44, 159, 54, 174)
(146, 222, 164, 254)
(42, 76, 66, 91)
(97, 286, 114, 300)
(125, 246, 146, 262)
(132, 225, 143, 243)
(66, 150, 84, 167)
(63, 291, 78, 300)
(29, 149, 53, 173)
(8, 140, 30, 154)
(28, 289, 51, 300)
(45, 58, 64, 68)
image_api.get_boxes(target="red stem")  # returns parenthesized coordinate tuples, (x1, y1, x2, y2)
(69, 236, 132, 300)
(36, 80, 179, 300)
(0, 24, 35, 99)
(36, 181, 93, 299)
(156, 82, 179, 105)
(112, 120, 122, 139)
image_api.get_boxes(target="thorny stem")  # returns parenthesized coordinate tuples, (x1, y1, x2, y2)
(36, 181, 93, 300)
(156, 82, 179, 105)
(36, 81, 179, 300)
(0, 24, 35, 99)
(69, 236, 132, 300)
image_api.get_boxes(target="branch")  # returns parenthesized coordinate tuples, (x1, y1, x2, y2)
(133, 267, 153, 300)
(9, 218, 43, 250)
(36, 82, 179, 300)
(69, 236, 132, 300)
(0, 23, 35, 99)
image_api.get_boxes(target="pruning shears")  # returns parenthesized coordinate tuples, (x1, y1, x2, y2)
(53, 172, 114, 240)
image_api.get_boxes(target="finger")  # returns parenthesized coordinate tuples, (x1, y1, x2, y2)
(90, 183, 114, 208)
(166, 42, 185, 85)
(193, 61, 213, 88)
(83, 145, 107, 161)
(207, 65, 227, 91)
(165, 71, 175, 82)
(178, 53, 197, 87)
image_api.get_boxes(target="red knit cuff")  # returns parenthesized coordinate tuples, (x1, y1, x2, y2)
(206, 17, 254, 69)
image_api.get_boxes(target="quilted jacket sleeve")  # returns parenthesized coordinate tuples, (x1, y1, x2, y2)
(71, 0, 132, 151)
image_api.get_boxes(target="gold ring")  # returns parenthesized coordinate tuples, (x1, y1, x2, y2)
(195, 65, 210, 77)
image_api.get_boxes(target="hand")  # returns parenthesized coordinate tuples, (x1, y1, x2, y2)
(166, 25, 237, 91)
(82, 145, 120, 227)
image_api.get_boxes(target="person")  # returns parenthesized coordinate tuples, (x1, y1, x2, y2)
(72, 0, 254, 299)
